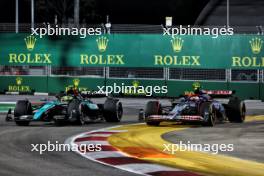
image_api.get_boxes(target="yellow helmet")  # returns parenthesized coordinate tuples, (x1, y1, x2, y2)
(192, 82, 201, 91)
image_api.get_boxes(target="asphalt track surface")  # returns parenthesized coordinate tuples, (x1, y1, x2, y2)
(164, 120, 264, 162)
(0, 95, 263, 176)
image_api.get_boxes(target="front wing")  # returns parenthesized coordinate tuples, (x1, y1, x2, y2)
(146, 114, 204, 123)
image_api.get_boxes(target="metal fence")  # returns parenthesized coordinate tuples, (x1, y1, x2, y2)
(231, 69, 258, 82)
(169, 68, 226, 81)
(1, 66, 263, 83)
(110, 24, 163, 33)
(0, 66, 47, 76)
(51, 67, 104, 77)
(0, 23, 105, 33)
(109, 67, 164, 79)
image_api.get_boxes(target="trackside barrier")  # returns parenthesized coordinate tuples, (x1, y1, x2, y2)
(0, 76, 263, 100)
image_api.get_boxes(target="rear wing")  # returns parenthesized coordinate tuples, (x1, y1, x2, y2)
(184, 90, 234, 98)
(80, 91, 107, 98)
(204, 90, 233, 96)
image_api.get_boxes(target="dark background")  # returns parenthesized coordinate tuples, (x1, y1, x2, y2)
(0, 0, 263, 25)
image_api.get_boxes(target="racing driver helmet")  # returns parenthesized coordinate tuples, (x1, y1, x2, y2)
(192, 82, 202, 94)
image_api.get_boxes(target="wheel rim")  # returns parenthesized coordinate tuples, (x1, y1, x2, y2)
(78, 104, 85, 125)
(209, 105, 216, 126)
(211, 111, 216, 125)
(241, 103, 246, 121)
(80, 112, 85, 125)
(116, 103, 123, 120)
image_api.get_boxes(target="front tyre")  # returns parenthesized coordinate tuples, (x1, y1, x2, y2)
(14, 100, 32, 126)
(200, 102, 216, 127)
(14, 100, 32, 117)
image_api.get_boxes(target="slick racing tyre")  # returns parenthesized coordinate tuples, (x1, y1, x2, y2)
(200, 102, 216, 127)
(145, 101, 161, 126)
(103, 99, 123, 122)
(67, 99, 83, 125)
(14, 100, 32, 126)
(226, 97, 246, 123)
(144, 101, 161, 117)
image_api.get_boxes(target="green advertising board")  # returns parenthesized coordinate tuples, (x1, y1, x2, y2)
(0, 33, 263, 100)
(0, 34, 263, 69)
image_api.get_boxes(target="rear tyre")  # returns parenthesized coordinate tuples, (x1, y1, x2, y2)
(144, 101, 161, 117)
(103, 99, 123, 122)
(226, 97, 246, 123)
(14, 100, 32, 126)
(200, 102, 216, 127)
(145, 101, 162, 126)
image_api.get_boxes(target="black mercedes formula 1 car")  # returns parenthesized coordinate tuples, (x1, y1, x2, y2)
(144, 90, 246, 127)
(6, 91, 123, 126)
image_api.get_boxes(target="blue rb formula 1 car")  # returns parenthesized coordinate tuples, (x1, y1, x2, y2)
(144, 90, 246, 127)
